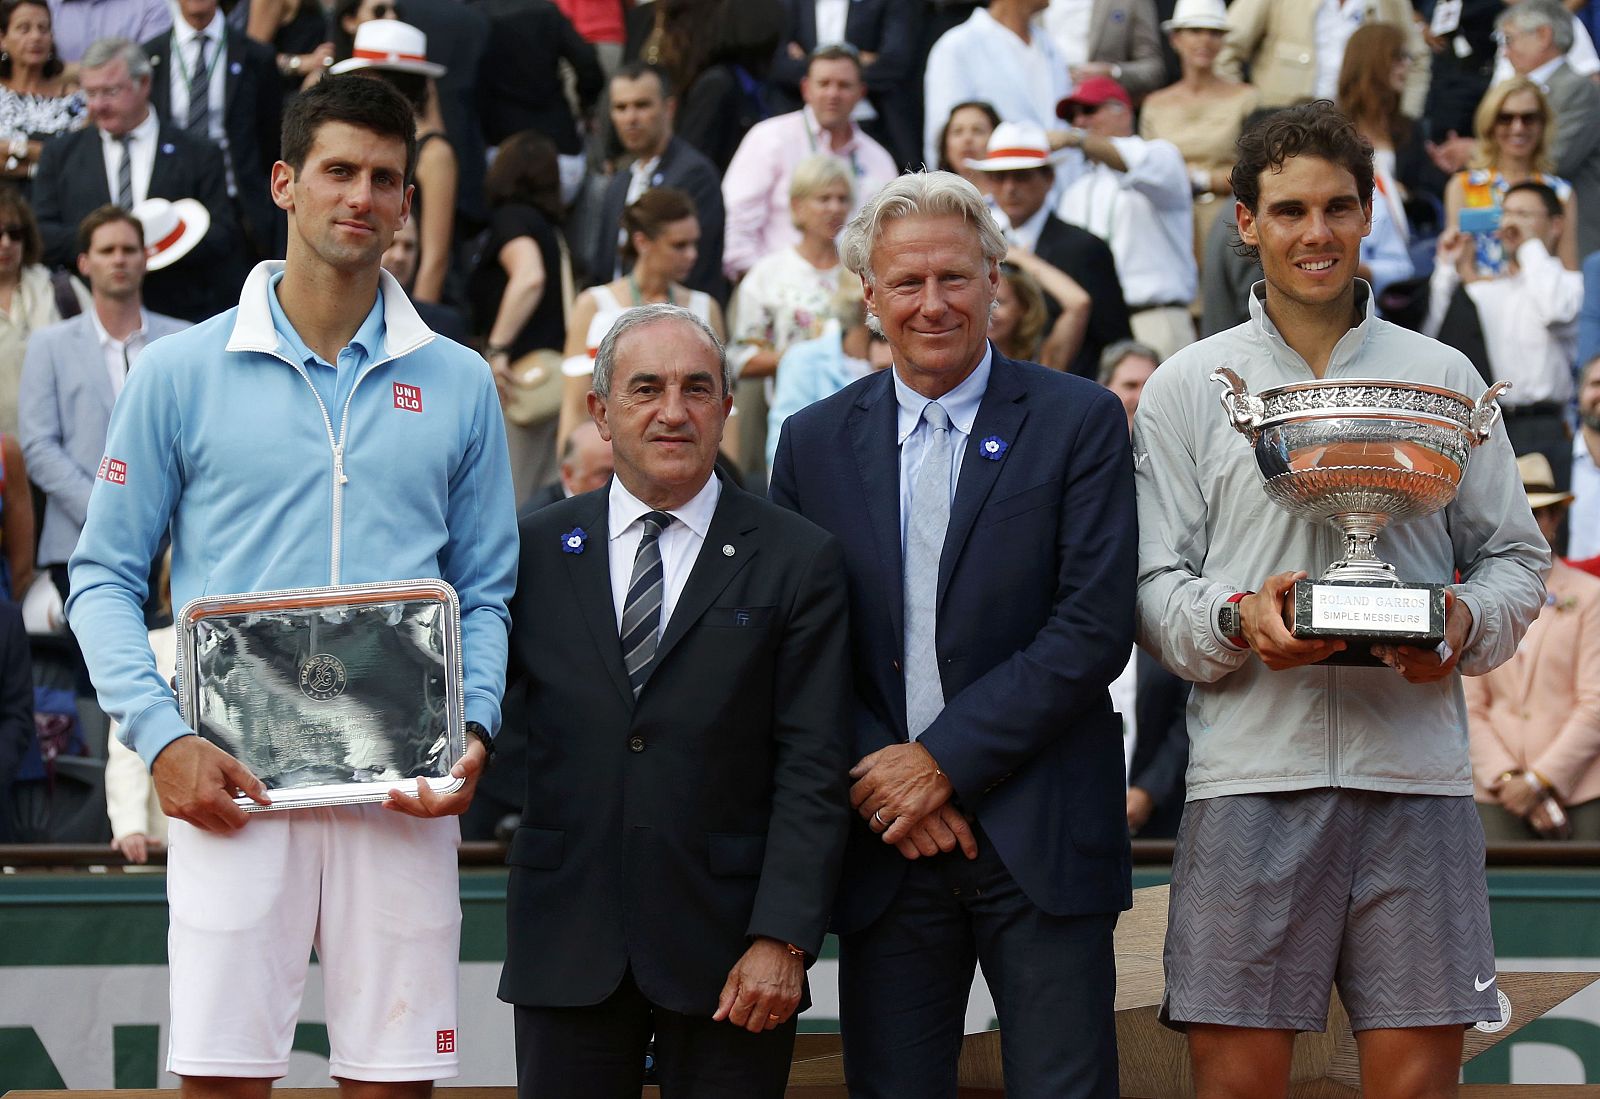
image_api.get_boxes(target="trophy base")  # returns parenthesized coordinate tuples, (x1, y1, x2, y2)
(1289, 579, 1447, 668)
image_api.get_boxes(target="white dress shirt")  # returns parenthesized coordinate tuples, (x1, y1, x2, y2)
(892, 343, 992, 552)
(1313, 0, 1365, 101)
(1423, 239, 1582, 407)
(923, 8, 1071, 169)
(607, 472, 722, 638)
(1057, 136, 1196, 308)
(169, 11, 227, 146)
(88, 305, 150, 398)
(814, 0, 849, 46)
(1043, 0, 1093, 68)
(99, 108, 159, 208)
(1571, 431, 1600, 560)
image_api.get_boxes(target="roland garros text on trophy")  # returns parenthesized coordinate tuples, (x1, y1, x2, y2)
(1212, 368, 1508, 665)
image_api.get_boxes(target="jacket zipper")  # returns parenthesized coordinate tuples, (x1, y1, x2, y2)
(270, 348, 403, 585)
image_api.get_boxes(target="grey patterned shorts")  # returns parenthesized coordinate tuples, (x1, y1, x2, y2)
(1161, 788, 1501, 1033)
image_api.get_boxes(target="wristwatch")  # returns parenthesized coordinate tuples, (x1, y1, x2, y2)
(1217, 592, 1251, 647)
(464, 720, 495, 765)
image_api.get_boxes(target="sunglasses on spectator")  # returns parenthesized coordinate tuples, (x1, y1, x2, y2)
(0, 225, 26, 242)
(1494, 111, 1541, 128)
(368, 3, 397, 16)
(1067, 103, 1105, 121)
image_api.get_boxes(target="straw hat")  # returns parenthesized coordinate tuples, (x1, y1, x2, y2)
(1518, 452, 1575, 509)
(329, 20, 446, 78)
(131, 197, 210, 271)
(964, 121, 1071, 173)
(1162, 0, 1229, 33)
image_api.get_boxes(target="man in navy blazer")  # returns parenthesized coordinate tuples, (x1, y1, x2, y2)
(31, 38, 244, 322)
(770, 171, 1135, 1098)
(588, 63, 727, 301)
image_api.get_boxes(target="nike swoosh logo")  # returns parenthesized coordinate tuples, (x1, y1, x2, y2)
(1475, 975, 1496, 991)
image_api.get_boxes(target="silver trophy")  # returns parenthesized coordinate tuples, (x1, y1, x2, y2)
(175, 579, 465, 811)
(1211, 368, 1507, 662)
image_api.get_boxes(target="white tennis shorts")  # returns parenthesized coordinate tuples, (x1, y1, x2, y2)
(165, 804, 462, 1081)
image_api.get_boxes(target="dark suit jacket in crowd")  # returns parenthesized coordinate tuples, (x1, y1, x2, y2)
(33, 123, 244, 322)
(143, 26, 283, 259)
(587, 136, 728, 300)
(499, 476, 852, 1013)
(765, 0, 922, 167)
(1034, 213, 1132, 380)
(1130, 650, 1188, 839)
(472, 0, 601, 156)
(404, 0, 491, 227)
(0, 601, 34, 844)
(770, 351, 1136, 936)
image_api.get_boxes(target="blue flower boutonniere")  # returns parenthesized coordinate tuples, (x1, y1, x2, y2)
(560, 527, 587, 555)
(160, 143, 176, 156)
(978, 435, 1009, 461)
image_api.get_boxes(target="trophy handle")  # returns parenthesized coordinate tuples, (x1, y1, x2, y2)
(1471, 380, 1512, 443)
(1210, 367, 1265, 442)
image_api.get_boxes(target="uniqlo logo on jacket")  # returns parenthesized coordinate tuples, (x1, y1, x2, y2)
(436, 1029, 455, 1054)
(97, 457, 127, 485)
(394, 383, 423, 413)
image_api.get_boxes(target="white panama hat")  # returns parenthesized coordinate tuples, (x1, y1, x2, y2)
(329, 19, 446, 78)
(131, 196, 210, 270)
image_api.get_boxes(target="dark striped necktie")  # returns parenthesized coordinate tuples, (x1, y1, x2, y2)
(621, 511, 673, 696)
(186, 35, 211, 136)
(115, 135, 133, 209)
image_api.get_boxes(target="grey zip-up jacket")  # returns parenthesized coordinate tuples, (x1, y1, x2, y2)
(1132, 283, 1550, 800)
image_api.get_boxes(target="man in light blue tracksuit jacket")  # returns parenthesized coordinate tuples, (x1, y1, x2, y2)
(66, 76, 518, 1092)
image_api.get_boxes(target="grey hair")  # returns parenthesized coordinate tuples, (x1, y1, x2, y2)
(81, 37, 153, 81)
(840, 170, 1007, 287)
(1097, 339, 1160, 385)
(1497, 0, 1574, 54)
(592, 303, 732, 398)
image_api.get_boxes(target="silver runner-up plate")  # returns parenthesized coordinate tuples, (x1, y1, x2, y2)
(175, 580, 465, 811)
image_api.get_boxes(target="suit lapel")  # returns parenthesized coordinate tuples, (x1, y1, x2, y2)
(938, 355, 1028, 603)
(224, 37, 243, 119)
(149, 126, 175, 199)
(82, 132, 112, 206)
(849, 371, 904, 643)
(651, 478, 759, 675)
(562, 495, 634, 706)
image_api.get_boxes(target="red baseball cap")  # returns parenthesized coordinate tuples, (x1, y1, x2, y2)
(1056, 76, 1132, 119)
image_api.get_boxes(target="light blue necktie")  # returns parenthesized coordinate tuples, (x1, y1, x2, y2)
(904, 402, 952, 739)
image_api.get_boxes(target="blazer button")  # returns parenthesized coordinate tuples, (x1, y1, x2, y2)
(628, 736, 645, 753)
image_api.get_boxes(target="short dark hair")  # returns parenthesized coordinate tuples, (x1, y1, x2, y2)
(484, 129, 564, 222)
(611, 61, 673, 100)
(1504, 179, 1563, 219)
(808, 43, 863, 79)
(620, 186, 696, 263)
(0, 186, 41, 265)
(0, 0, 62, 79)
(281, 74, 419, 185)
(1231, 101, 1374, 260)
(76, 204, 142, 256)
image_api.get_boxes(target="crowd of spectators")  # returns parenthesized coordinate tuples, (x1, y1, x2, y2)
(3, 0, 1600, 847)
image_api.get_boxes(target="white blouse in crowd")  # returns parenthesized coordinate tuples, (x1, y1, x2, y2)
(729, 246, 846, 378)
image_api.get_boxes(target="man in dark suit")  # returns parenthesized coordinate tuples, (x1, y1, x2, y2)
(500, 303, 851, 1098)
(588, 63, 726, 300)
(143, 0, 282, 261)
(32, 37, 244, 321)
(765, 0, 923, 168)
(402, 0, 491, 228)
(770, 171, 1136, 1098)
